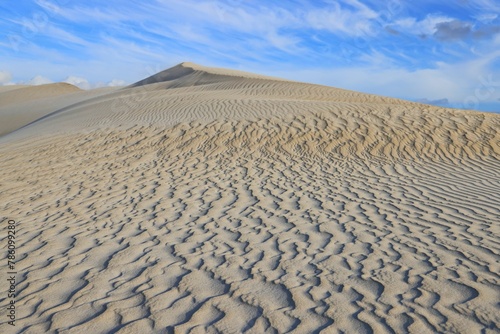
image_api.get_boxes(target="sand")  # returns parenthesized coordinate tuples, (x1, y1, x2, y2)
(0, 62, 499, 333)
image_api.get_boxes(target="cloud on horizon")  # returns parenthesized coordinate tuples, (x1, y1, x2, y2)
(0, 70, 12, 85)
(63, 76, 90, 89)
(27, 75, 53, 85)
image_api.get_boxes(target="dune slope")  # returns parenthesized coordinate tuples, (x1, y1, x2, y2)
(0, 63, 499, 333)
(0, 84, 120, 136)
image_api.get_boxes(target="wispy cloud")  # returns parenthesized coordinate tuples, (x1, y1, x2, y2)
(469, 0, 500, 14)
(305, 1, 378, 36)
(1, 0, 499, 111)
(391, 15, 453, 37)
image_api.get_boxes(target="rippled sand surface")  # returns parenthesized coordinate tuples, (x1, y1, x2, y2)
(1, 63, 499, 333)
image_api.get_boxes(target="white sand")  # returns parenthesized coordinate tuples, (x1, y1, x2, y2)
(0, 62, 499, 333)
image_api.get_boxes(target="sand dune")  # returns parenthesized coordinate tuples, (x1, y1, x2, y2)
(0, 62, 499, 333)
(0, 84, 120, 137)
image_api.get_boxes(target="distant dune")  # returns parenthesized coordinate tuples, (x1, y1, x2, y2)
(0, 62, 499, 333)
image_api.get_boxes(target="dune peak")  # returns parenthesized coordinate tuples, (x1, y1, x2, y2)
(128, 62, 290, 88)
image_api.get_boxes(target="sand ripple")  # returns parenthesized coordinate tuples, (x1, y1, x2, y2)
(0, 63, 499, 333)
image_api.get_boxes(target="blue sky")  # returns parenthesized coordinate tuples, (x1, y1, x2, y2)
(1, 0, 500, 112)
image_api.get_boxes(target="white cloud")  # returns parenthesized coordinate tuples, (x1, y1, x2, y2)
(474, 13, 498, 23)
(38, 0, 136, 23)
(44, 25, 90, 47)
(0, 70, 12, 85)
(34, 0, 61, 15)
(64, 76, 91, 89)
(393, 14, 452, 37)
(470, 0, 500, 14)
(304, 2, 378, 36)
(107, 79, 127, 87)
(28, 75, 53, 85)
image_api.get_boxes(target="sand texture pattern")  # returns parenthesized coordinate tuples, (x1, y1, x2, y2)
(0, 63, 499, 333)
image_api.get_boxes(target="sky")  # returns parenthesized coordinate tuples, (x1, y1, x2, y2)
(1, 0, 500, 112)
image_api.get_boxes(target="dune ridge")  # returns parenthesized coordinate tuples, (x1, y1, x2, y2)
(129, 62, 292, 88)
(0, 63, 499, 333)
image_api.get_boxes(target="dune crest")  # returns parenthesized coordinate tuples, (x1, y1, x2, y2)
(0, 82, 81, 106)
(0, 63, 499, 333)
(129, 62, 291, 88)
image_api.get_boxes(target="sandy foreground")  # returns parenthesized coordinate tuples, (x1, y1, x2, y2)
(0, 62, 499, 333)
